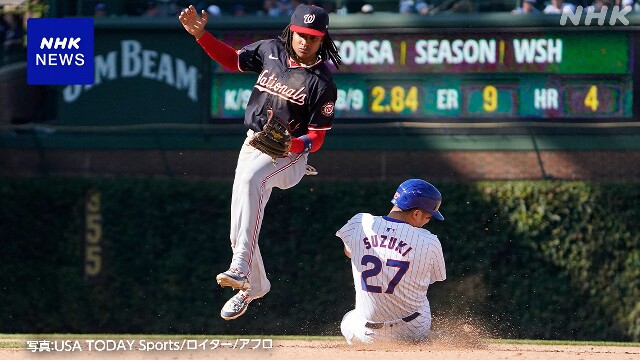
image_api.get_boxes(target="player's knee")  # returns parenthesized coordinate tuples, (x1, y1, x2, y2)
(238, 172, 263, 189)
(340, 310, 355, 344)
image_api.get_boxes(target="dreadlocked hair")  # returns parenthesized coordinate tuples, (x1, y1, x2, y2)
(280, 25, 342, 70)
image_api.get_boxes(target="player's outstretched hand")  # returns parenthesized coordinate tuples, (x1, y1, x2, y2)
(179, 5, 208, 40)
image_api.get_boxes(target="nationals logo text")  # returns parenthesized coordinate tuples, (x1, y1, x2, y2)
(254, 69, 307, 105)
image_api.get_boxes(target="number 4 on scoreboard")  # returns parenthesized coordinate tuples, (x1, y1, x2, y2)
(584, 85, 599, 112)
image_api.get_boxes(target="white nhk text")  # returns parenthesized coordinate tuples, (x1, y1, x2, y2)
(26, 338, 274, 352)
(36, 37, 85, 66)
(560, 6, 631, 26)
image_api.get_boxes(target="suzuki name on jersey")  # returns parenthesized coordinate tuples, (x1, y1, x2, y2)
(363, 235, 413, 257)
(36, 37, 85, 66)
(255, 69, 307, 105)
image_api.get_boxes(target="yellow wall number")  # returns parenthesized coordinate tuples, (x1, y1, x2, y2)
(370, 86, 385, 112)
(370, 86, 418, 113)
(85, 190, 102, 278)
(390, 87, 405, 112)
(405, 87, 419, 112)
(482, 85, 498, 112)
(584, 85, 599, 112)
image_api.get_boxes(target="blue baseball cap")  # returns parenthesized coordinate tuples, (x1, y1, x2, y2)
(391, 179, 444, 221)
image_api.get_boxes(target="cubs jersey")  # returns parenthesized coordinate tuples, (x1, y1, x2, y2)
(238, 39, 337, 138)
(336, 213, 446, 323)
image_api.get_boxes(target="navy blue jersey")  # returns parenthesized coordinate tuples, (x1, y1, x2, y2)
(238, 38, 337, 137)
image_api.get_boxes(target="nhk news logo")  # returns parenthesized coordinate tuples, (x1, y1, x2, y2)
(27, 18, 94, 85)
(560, 6, 631, 26)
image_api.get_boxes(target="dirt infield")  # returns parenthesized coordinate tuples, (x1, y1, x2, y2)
(2, 340, 640, 360)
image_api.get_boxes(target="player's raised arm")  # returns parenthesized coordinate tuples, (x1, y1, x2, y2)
(178, 5, 208, 40)
(179, 4, 239, 71)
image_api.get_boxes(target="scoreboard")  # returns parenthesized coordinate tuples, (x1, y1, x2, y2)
(211, 31, 633, 120)
(333, 74, 631, 118)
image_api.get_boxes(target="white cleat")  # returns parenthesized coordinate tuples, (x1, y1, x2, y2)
(220, 291, 252, 320)
(216, 268, 251, 291)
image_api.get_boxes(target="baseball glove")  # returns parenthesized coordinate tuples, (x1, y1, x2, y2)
(249, 109, 292, 160)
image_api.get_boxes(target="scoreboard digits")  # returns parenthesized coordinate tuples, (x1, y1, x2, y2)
(584, 85, 599, 112)
(482, 85, 498, 113)
(212, 31, 633, 121)
(565, 84, 621, 115)
(464, 84, 517, 116)
(214, 75, 630, 119)
(336, 88, 364, 112)
(369, 85, 420, 114)
(330, 76, 629, 118)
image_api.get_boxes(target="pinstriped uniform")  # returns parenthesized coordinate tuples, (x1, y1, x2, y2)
(336, 213, 446, 344)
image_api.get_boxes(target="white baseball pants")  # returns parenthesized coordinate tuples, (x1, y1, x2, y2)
(340, 309, 432, 345)
(228, 130, 308, 299)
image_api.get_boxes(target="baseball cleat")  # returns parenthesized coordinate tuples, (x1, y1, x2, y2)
(216, 268, 251, 291)
(220, 291, 252, 320)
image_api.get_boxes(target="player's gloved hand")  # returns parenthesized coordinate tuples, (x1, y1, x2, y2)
(249, 109, 292, 161)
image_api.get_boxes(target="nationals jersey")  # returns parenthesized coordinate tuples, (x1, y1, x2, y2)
(336, 213, 446, 322)
(238, 39, 337, 138)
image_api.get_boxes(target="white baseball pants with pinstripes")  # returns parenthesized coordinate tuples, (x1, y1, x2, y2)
(228, 130, 308, 300)
(340, 309, 432, 345)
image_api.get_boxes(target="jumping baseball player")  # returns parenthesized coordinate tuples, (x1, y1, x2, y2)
(337, 179, 446, 344)
(179, 4, 341, 320)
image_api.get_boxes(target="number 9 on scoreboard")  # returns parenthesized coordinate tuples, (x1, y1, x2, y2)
(463, 83, 517, 116)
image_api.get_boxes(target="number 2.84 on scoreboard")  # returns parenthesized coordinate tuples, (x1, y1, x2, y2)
(367, 84, 421, 115)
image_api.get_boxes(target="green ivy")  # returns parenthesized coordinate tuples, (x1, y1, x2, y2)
(0, 178, 638, 341)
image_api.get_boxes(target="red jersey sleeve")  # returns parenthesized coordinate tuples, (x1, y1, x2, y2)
(196, 32, 240, 71)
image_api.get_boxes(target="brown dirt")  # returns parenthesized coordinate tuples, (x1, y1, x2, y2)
(2, 339, 640, 360)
